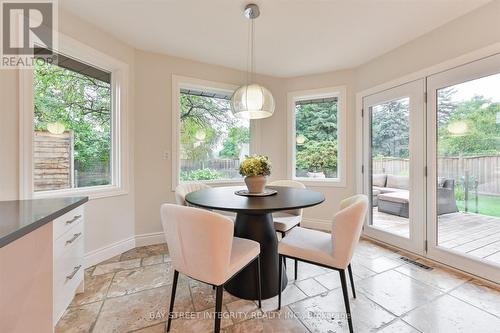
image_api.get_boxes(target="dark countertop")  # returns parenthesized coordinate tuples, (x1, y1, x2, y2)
(0, 196, 88, 248)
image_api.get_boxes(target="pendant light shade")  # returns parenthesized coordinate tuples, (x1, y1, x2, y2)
(231, 83, 275, 119)
(231, 4, 275, 119)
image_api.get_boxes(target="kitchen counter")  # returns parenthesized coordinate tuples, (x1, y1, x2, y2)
(0, 196, 88, 248)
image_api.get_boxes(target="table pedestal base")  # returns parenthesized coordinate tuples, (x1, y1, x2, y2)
(225, 212, 287, 300)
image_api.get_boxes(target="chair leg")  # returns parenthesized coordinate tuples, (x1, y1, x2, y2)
(166, 270, 179, 332)
(280, 231, 287, 269)
(214, 285, 224, 333)
(348, 264, 356, 298)
(339, 270, 354, 333)
(294, 259, 298, 280)
(278, 254, 283, 310)
(256, 256, 262, 308)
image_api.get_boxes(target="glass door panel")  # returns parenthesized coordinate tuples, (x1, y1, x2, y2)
(371, 98, 410, 238)
(436, 74, 500, 266)
(363, 80, 425, 254)
(428, 53, 500, 283)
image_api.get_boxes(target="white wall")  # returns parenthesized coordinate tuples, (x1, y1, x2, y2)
(355, 0, 500, 92)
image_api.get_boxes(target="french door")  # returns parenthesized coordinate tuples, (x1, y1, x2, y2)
(362, 80, 426, 254)
(427, 54, 500, 282)
(362, 54, 500, 283)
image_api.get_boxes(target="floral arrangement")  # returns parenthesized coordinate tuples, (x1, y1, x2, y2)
(239, 155, 271, 177)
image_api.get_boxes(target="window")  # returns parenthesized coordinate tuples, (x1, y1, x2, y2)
(33, 51, 112, 192)
(288, 87, 346, 186)
(174, 77, 251, 184)
(20, 37, 129, 199)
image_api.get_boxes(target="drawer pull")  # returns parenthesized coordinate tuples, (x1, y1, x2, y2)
(66, 265, 82, 280)
(65, 215, 82, 225)
(66, 232, 82, 245)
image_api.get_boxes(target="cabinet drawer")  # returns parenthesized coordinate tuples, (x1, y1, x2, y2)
(53, 226, 84, 324)
(53, 206, 84, 240)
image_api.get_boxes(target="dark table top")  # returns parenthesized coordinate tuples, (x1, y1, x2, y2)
(0, 196, 88, 248)
(185, 186, 325, 214)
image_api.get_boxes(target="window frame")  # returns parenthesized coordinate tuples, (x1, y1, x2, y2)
(287, 86, 347, 187)
(19, 33, 130, 200)
(171, 75, 259, 190)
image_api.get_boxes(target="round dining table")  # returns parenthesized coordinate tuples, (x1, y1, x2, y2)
(185, 185, 325, 300)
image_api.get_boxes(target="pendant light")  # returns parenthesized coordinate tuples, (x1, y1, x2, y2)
(231, 4, 275, 119)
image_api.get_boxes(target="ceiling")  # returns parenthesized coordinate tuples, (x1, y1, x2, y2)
(60, 0, 491, 77)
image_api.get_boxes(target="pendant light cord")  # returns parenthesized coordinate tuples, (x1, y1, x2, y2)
(246, 15, 256, 85)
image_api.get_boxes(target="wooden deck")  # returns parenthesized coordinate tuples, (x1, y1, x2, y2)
(372, 208, 500, 266)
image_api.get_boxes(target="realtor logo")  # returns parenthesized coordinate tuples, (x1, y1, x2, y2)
(1, 0, 58, 68)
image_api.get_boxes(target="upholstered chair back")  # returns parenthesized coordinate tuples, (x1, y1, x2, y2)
(160, 204, 233, 285)
(175, 182, 210, 206)
(331, 194, 369, 269)
(268, 180, 306, 216)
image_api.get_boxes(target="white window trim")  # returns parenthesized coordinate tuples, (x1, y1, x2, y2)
(171, 75, 260, 191)
(287, 86, 347, 187)
(19, 32, 130, 200)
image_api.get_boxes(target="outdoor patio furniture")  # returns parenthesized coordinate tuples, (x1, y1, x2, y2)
(373, 174, 458, 217)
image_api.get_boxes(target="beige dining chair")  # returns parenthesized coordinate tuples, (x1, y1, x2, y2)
(277, 194, 368, 333)
(174, 182, 211, 206)
(268, 179, 306, 279)
(160, 204, 262, 333)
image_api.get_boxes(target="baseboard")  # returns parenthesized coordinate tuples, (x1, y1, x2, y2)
(301, 217, 331, 231)
(135, 232, 166, 247)
(84, 236, 135, 268)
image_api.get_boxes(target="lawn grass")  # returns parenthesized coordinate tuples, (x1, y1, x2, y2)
(456, 195, 500, 218)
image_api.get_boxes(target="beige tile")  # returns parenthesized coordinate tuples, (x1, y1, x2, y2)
(260, 284, 308, 312)
(190, 279, 239, 311)
(168, 306, 233, 333)
(450, 279, 500, 317)
(402, 295, 500, 333)
(313, 271, 359, 291)
(357, 270, 442, 316)
(285, 260, 328, 281)
(120, 244, 168, 261)
(93, 258, 141, 276)
(132, 322, 166, 333)
(395, 261, 470, 292)
(55, 301, 102, 333)
(377, 319, 420, 333)
(355, 239, 395, 259)
(142, 255, 164, 266)
(225, 299, 263, 323)
(295, 278, 328, 297)
(107, 263, 174, 297)
(289, 289, 394, 332)
(224, 307, 309, 333)
(93, 286, 193, 332)
(350, 264, 377, 279)
(352, 254, 403, 273)
(71, 271, 114, 306)
(164, 254, 172, 263)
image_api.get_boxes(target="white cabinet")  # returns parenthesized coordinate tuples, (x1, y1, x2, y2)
(53, 206, 85, 325)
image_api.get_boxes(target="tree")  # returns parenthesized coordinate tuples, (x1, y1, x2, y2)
(371, 99, 409, 158)
(296, 141, 337, 176)
(219, 127, 250, 158)
(438, 96, 499, 156)
(34, 61, 111, 172)
(295, 101, 337, 143)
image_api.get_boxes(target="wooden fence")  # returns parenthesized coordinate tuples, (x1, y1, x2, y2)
(373, 155, 500, 195)
(34, 131, 73, 191)
(181, 159, 241, 178)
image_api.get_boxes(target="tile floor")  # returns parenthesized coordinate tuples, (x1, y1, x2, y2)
(56, 240, 500, 333)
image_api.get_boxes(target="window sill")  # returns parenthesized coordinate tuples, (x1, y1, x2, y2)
(174, 179, 245, 191)
(293, 177, 346, 188)
(32, 185, 128, 200)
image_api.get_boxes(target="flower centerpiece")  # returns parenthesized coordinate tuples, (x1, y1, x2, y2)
(239, 155, 271, 193)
